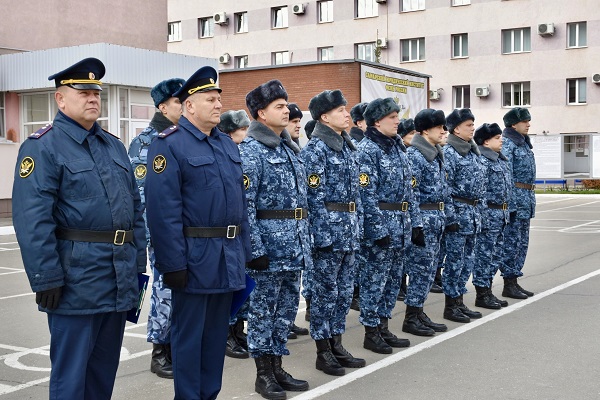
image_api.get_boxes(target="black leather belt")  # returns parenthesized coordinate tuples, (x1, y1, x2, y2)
(379, 201, 409, 212)
(488, 202, 508, 210)
(55, 227, 133, 246)
(256, 208, 308, 220)
(453, 196, 479, 206)
(420, 202, 445, 211)
(325, 202, 356, 212)
(515, 182, 535, 190)
(183, 225, 241, 239)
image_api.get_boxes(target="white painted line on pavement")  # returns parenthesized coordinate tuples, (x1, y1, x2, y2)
(0, 292, 33, 301)
(0, 377, 50, 396)
(292, 267, 600, 400)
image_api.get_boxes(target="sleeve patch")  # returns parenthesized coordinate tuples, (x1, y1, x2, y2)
(243, 174, 250, 190)
(359, 173, 370, 187)
(152, 155, 167, 173)
(134, 164, 147, 179)
(411, 176, 417, 188)
(308, 174, 321, 189)
(19, 157, 35, 178)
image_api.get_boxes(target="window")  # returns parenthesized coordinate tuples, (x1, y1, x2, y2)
(502, 28, 531, 54)
(453, 86, 470, 109)
(452, 0, 470, 5)
(401, 37, 425, 62)
(502, 82, 530, 107)
(567, 78, 586, 105)
(272, 6, 288, 29)
(318, 1, 334, 23)
(567, 22, 587, 48)
(0, 93, 4, 138)
(319, 47, 334, 61)
(199, 17, 214, 38)
(273, 51, 290, 65)
(451, 33, 468, 58)
(356, 42, 376, 62)
(168, 21, 182, 42)
(401, 0, 425, 12)
(356, 0, 378, 18)
(235, 12, 248, 33)
(235, 55, 248, 68)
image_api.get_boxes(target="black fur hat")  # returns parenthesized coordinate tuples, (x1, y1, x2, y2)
(245, 80, 288, 119)
(304, 119, 317, 139)
(350, 102, 368, 124)
(151, 78, 185, 108)
(364, 98, 400, 127)
(308, 90, 347, 120)
(446, 108, 475, 134)
(414, 108, 447, 132)
(397, 118, 415, 137)
(218, 110, 250, 134)
(503, 107, 532, 127)
(288, 103, 303, 120)
(474, 123, 503, 145)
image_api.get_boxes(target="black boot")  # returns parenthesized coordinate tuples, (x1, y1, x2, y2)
(516, 279, 534, 297)
(475, 286, 502, 310)
(329, 335, 366, 368)
(233, 319, 248, 351)
(287, 330, 297, 340)
(402, 306, 435, 336)
(378, 317, 410, 348)
(290, 323, 309, 336)
(350, 286, 360, 311)
(315, 339, 345, 376)
(271, 355, 309, 392)
(150, 344, 174, 379)
(457, 294, 482, 318)
(305, 298, 311, 322)
(255, 356, 286, 400)
(417, 309, 447, 332)
(430, 268, 443, 293)
(363, 326, 393, 354)
(502, 277, 528, 299)
(443, 295, 470, 323)
(397, 274, 407, 301)
(226, 325, 249, 359)
(489, 287, 508, 307)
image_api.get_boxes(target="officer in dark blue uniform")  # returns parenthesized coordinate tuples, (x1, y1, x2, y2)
(12, 57, 147, 400)
(145, 66, 251, 400)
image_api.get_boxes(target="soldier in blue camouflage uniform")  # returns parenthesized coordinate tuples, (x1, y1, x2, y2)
(240, 80, 311, 400)
(357, 98, 421, 354)
(300, 90, 365, 376)
(441, 109, 485, 323)
(500, 108, 536, 299)
(403, 109, 451, 337)
(128, 78, 184, 379)
(473, 123, 511, 309)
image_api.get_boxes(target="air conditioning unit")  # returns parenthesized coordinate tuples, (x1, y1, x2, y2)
(593, 74, 600, 84)
(475, 86, 490, 97)
(213, 12, 228, 25)
(429, 90, 441, 101)
(537, 23, 554, 36)
(219, 53, 231, 64)
(375, 0, 387, 3)
(292, 4, 305, 14)
(376, 37, 388, 48)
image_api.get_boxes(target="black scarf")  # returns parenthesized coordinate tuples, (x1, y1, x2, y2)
(149, 112, 175, 133)
(364, 127, 405, 154)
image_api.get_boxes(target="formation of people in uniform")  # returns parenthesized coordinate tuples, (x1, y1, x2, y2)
(11, 57, 536, 400)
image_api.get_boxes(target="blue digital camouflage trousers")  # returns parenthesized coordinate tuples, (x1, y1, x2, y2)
(309, 250, 355, 340)
(147, 247, 172, 344)
(500, 218, 531, 278)
(472, 229, 504, 287)
(358, 246, 403, 327)
(247, 270, 301, 358)
(405, 211, 445, 308)
(442, 231, 477, 298)
(301, 268, 312, 302)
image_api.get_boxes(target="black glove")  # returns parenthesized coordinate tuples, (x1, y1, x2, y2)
(445, 223, 460, 233)
(315, 244, 334, 253)
(509, 211, 517, 223)
(411, 227, 426, 247)
(36, 286, 63, 310)
(374, 235, 391, 248)
(163, 270, 188, 289)
(246, 255, 269, 271)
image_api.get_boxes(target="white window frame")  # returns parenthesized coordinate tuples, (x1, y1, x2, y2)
(272, 6, 289, 29)
(199, 17, 214, 38)
(273, 51, 290, 65)
(502, 82, 530, 107)
(319, 47, 334, 61)
(167, 21, 182, 42)
(451, 33, 468, 58)
(0, 93, 5, 138)
(452, 0, 470, 6)
(318, 1, 334, 23)
(235, 55, 248, 68)
(356, 42, 376, 62)
(401, 0, 425, 12)
(235, 12, 248, 34)
(453, 86, 470, 109)
(502, 28, 531, 54)
(356, 0, 378, 18)
(401, 37, 425, 62)
(567, 21, 587, 48)
(567, 78, 587, 105)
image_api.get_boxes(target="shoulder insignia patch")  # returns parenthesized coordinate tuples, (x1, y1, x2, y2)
(158, 125, 178, 139)
(153, 155, 167, 174)
(19, 156, 35, 178)
(102, 128, 121, 140)
(308, 174, 321, 189)
(134, 164, 147, 179)
(411, 176, 417, 187)
(28, 123, 52, 139)
(359, 173, 370, 187)
(243, 174, 250, 190)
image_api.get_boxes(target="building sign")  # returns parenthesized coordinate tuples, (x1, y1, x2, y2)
(530, 135, 562, 178)
(360, 64, 428, 119)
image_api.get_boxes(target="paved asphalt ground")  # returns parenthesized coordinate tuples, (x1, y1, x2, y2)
(1, 194, 600, 399)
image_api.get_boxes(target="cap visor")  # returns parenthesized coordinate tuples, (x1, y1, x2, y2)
(69, 84, 102, 91)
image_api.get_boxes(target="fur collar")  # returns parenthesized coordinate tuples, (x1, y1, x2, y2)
(247, 121, 301, 154)
(364, 127, 404, 154)
(447, 133, 480, 157)
(149, 112, 174, 134)
(503, 127, 533, 149)
(312, 122, 356, 152)
(411, 133, 443, 162)
(478, 145, 507, 161)
(349, 126, 365, 142)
